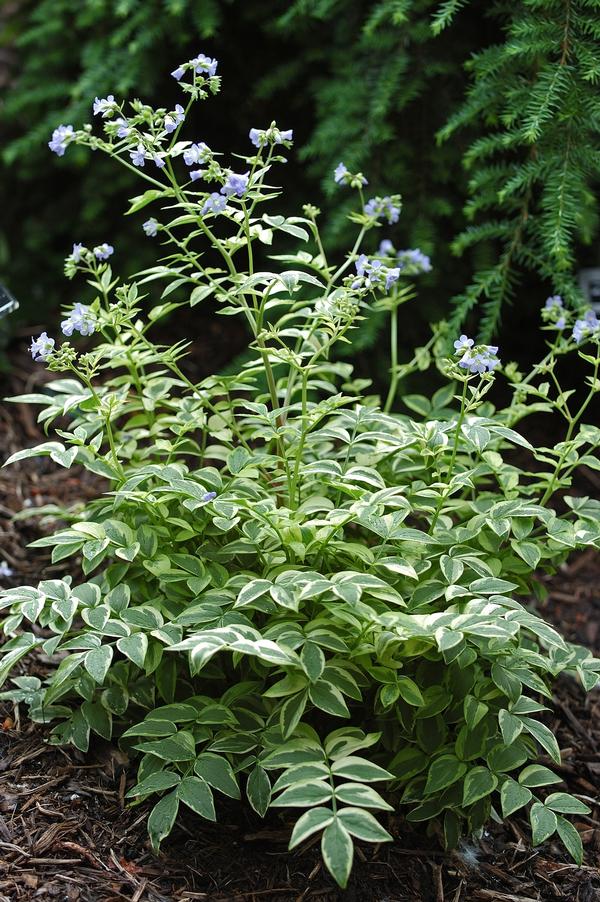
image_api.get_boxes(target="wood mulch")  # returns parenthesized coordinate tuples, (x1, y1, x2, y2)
(1, 344, 600, 901)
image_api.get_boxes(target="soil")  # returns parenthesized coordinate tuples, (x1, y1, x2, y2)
(1, 343, 599, 902)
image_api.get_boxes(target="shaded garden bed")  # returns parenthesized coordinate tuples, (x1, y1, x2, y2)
(1, 347, 600, 902)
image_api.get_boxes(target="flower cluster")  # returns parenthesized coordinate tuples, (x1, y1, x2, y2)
(201, 193, 227, 216)
(249, 124, 293, 148)
(48, 124, 74, 157)
(164, 104, 185, 134)
(29, 332, 55, 363)
(130, 144, 165, 170)
(573, 309, 600, 344)
(93, 95, 118, 118)
(397, 248, 432, 274)
(334, 162, 368, 188)
(378, 241, 432, 274)
(352, 254, 400, 292)
(171, 53, 218, 82)
(453, 335, 500, 374)
(541, 295, 566, 330)
(364, 195, 401, 224)
(61, 303, 97, 337)
(221, 171, 248, 198)
(93, 243, 114, 261)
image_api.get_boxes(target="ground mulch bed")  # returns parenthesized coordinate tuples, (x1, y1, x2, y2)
(1, 346, 600, 900)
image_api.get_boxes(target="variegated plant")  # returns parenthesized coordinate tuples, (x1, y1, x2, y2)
(2, 56, 599, 887)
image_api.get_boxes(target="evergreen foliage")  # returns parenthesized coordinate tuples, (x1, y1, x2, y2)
(437, 0, 600, 337)
(2, 0, 600, 338)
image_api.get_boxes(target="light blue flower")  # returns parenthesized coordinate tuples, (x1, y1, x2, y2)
(93, 243, 114, 261)
(171, 66, 185, 81)
(221, 171, 249, 198)
(250, 126, 293, 147)
(115, 118, 131, 138)
(143, 219, 158, 237)
(249, 128, 266, 148)
(202, 491, 217, 502)
(183, 142, 210, 167)
(93, 95, 116, 117)
(385, 268, 401, 290)
(30, 332, 55, 362)
(130, 145, 146, 167)
(48, 124, 74, 156)
(61, 303, 97, 337)
(153, 154, 166, 169)
(458, 344, 500, 374)
(454, 335, 474, 353)
(189, 170, 205, 182)
(334, 162, 349, 184)
(355, 254, 369, 277)
(378, 240, 395, 256)
(573, 309, 599, 343)
(0, 561, 13, 579)
(397, 248, 432, 273)
(71, 243, 85, 263)
(201, 193, 227, 216)
(164, 104, 185, 134)
(192, 54, 218, 77)
(545, 295, 563, 310)
(364, 196, 401, 224)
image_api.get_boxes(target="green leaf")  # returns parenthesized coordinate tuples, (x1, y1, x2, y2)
(84, 645, 113, 683)
(127, 771, 181, 798)
(127, 188, 167, 215)
(530, 801, 557, 845)
(462, 767, 497, 807)
(271, 780, 332, 808)
(247, 764, 271, 816)
(545, 792, 590, 815)
(337, 807, 393, 843)
(308, 682, 350, 718)
(330, 756, 393, 783)
(190, 755, 238, 800)
(464, 696, 488, 730)
(228, 446, 252, 474)
(500, 778, 532, 817)
(521, 717, 561, 764)
(122, 719, 177, 739)
(81, 701, 112, 739)
(556, 816, 583, 865)
(396, 676, 424, 707)
(135, 731, 196, 762)
(425, 755, 467, 795)
(289, 807, 334, 849)
(469, 577, 518, 594)
(272, 763, 330, 792)
(177, 776, 216, 820)
(301, 642, 325, 683)
(321, 818, 353, 889)
(511, 541, 541, 569)
(148, 790, 179, 850)
(518, 765, 562, 788)
(334, 782, 393, 810)
(280, 691, 308, 739)
(117, 633, 148, 669)
(499, 710, 523, 746)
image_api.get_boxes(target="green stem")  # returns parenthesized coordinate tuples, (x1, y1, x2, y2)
(540, 355, 599, 504)
(429, 379, 469, 533)
(383, 305, 399, 414)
